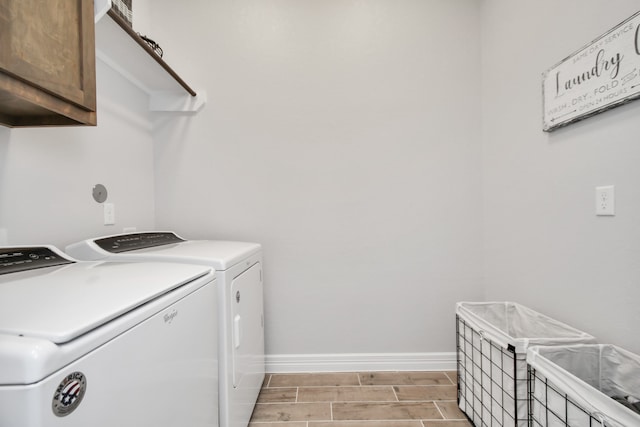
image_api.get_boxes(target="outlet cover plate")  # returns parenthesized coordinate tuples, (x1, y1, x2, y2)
(595, 185, 615, 216)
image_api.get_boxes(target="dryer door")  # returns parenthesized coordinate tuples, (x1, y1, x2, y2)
(230, 262, 264, 389)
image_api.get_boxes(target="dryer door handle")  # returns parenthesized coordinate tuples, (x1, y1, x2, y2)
(234, 314, 242, 349)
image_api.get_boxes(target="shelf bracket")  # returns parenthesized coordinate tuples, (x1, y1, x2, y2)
(94, 0, 112, 23)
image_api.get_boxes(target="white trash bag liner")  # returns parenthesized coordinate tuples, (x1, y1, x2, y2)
(456, 301, 595, 352)
(527, 344, 640, 427)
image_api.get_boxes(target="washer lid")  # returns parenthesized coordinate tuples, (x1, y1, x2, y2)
(0, 260, 212, 344)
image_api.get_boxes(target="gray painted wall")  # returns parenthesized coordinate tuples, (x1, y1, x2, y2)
(481, 0, 640, 354)
(0, 62, 156, 247)
(150, 0, 484, 355)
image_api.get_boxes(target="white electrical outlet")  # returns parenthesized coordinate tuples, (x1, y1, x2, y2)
(104, 203, 116, 225)
(595, 185, 615, 216)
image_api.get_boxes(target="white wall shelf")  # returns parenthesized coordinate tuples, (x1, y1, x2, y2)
(94, 3, 206, 112)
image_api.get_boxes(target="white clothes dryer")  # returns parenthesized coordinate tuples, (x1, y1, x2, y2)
(66, 232, 264, 427)
(0, 245, 218, 427)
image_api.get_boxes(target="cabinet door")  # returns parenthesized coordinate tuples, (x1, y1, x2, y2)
(0, 0, 96, 126)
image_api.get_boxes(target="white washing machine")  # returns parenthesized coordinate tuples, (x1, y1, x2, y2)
(0, 245, 218, 427)
(66, 232, 264, 427)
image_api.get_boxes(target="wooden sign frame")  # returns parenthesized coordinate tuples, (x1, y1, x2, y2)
(543, 10, 640, 132)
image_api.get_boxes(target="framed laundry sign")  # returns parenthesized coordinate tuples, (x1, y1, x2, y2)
(542, 10, 640, 131)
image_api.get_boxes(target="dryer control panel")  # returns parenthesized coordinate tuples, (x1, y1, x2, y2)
(95, 232, 185, 253)
(0, 247, 74, 275)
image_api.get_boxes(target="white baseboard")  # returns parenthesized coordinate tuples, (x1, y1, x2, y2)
(265, 352, 457, 373)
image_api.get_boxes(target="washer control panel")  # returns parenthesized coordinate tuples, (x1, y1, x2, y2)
(0, 247, 74, 275)
(94, 232, 185, 253)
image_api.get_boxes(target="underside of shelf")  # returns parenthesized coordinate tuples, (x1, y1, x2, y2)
(94, 6, 205, 112)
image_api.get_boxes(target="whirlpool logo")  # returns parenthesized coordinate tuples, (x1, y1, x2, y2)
(163, 309, 178, 324)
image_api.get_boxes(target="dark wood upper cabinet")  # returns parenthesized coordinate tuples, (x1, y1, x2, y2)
(0, 0, 97, 127)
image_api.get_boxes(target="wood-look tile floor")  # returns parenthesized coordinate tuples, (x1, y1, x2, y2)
(249, 371, 472, 427)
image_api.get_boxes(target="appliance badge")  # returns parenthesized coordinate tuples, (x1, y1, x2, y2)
(164, 308, 178, 324)
(52, 371, 87, 417)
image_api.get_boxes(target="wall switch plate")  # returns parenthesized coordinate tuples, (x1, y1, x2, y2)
(104, 203, 116, 225)
(595, 185, 615, 216)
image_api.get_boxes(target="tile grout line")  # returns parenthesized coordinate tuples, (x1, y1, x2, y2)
(433, 400, 446, 420)
(443, 371, 455, 385)
(391, 385, 399, 402)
